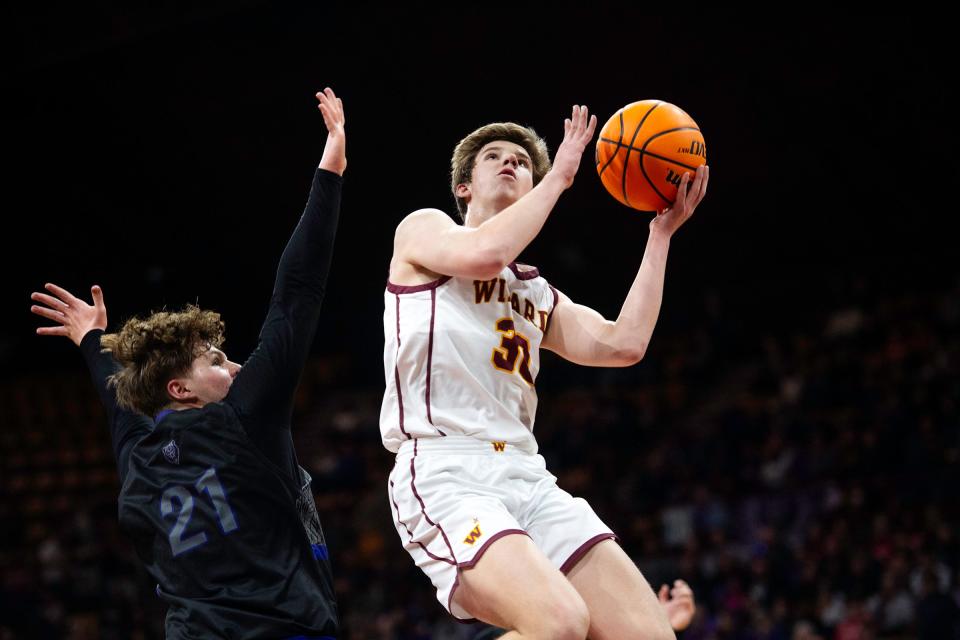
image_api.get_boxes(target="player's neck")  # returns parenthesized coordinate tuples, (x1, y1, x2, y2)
(464, 200, 508, 228)
(164, 400, 206, 412)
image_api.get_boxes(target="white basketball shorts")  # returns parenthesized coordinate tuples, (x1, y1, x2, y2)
(387, 436, 616, 621)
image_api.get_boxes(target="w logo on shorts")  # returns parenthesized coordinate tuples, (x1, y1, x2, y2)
(491, 441, 506, 452)
(463, 524, 483, 545)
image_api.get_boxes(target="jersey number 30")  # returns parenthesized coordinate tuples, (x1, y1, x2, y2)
(161, 467, 238, 556)
(491, 318, 534, 385)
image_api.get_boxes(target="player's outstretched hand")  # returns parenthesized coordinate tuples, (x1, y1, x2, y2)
(658, 579, 696, 631)
(651, 164, 708, 238)
(550, 104, 597, 189)
(316, 87, 346, 176)
(31, 283, 107, 347)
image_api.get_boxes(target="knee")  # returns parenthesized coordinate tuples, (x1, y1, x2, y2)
(534, 594, 590, 640)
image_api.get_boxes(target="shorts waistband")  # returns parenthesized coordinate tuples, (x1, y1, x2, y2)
(396, 436, 535, 457)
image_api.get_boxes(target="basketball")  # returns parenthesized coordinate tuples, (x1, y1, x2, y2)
(595, 100, 706, 211)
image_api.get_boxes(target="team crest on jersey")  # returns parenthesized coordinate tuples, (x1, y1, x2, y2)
(463, 523, 483, 545)
(491, 441, 506, 452)
(161, 439, 180, 464)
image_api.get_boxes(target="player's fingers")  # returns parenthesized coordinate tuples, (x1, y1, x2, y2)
(37, 326, 69, 337)
(658, 584, 670, 602)
(673, 579, 694, 596)
(585, 114, 597, 138)
(684, 171, 701, 211)
(31, 292, 68, 311)
(696, 164, 709, 202)
(337, 97, 345, 124)
(671, 586, 693, 599)
(691, 164, 707, 199)
(677, 172, 690, 207)
(564, 118, 572, 137)
(690, 164, 704, 192)
(686, 174, 706, 216)
(91, 285, 105, 310)
(318, 92, 339, 121)
(44, 282, 80, 306)
(318, 102, 333, 124)
(31, 305, 66, 323)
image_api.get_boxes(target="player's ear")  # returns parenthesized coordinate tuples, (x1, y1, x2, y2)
(455, 182, 471, 200)
(166, 377, 193, 402)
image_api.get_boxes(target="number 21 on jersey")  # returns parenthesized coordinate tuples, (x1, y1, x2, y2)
(161, 467, 238, 556)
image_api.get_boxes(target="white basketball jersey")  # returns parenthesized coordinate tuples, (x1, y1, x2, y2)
(380, 263, 558, 454)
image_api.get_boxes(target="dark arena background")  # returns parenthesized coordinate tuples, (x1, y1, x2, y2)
(5, 7, 958, 639)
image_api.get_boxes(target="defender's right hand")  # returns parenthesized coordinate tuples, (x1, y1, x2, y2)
(549, 104, 597, 189)
(317, 87, 346, 176)
(31, 283, 107, 347)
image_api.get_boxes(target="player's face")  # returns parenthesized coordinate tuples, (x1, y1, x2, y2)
(181, 346, 241, 405)
(468, 141, 535, 210)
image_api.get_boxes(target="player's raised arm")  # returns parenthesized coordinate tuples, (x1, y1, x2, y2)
(393, 105, 597, 281)
(543, 165, 709, 366)
(225, 87, 345, 427)
(30, 283, 152, 478)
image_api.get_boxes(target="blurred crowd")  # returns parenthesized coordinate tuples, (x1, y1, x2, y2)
(2, 278, 958, 639)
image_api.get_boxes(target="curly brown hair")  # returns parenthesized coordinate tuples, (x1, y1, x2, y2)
(450, 122, 552, 221)
(100, 305, 225, 416)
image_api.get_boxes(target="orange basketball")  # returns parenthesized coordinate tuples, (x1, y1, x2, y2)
(595, 100, 706, 211)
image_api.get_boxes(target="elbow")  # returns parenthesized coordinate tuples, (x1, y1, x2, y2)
(615, 343, 646, 366)
(469, 244, 510, 280)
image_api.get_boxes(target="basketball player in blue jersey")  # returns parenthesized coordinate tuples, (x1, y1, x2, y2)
(30, 88, 346, 639)
(381, 105, 708, 639)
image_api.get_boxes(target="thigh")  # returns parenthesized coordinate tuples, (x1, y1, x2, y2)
(388, 456, 525, 620)
(454, 532, 587, 632)
(566, 539, 675, 640)
(521, 471, 616, 573)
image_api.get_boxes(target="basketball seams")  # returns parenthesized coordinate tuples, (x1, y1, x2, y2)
(598, 125, 701, 154)
(640, 151, 702, 173)
(597, 110, 625, 178)
(621, 101, 661, 207)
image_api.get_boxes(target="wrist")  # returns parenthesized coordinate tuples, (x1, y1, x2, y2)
(648, 225, 673, 244)
(540, 171, 570, 192)
(79, 327, 104, 350)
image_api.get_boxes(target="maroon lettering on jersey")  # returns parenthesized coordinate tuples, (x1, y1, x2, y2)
(523, 300, 536, 323)
(538, 310, 550, 332)
(474, 279, 498, 304)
